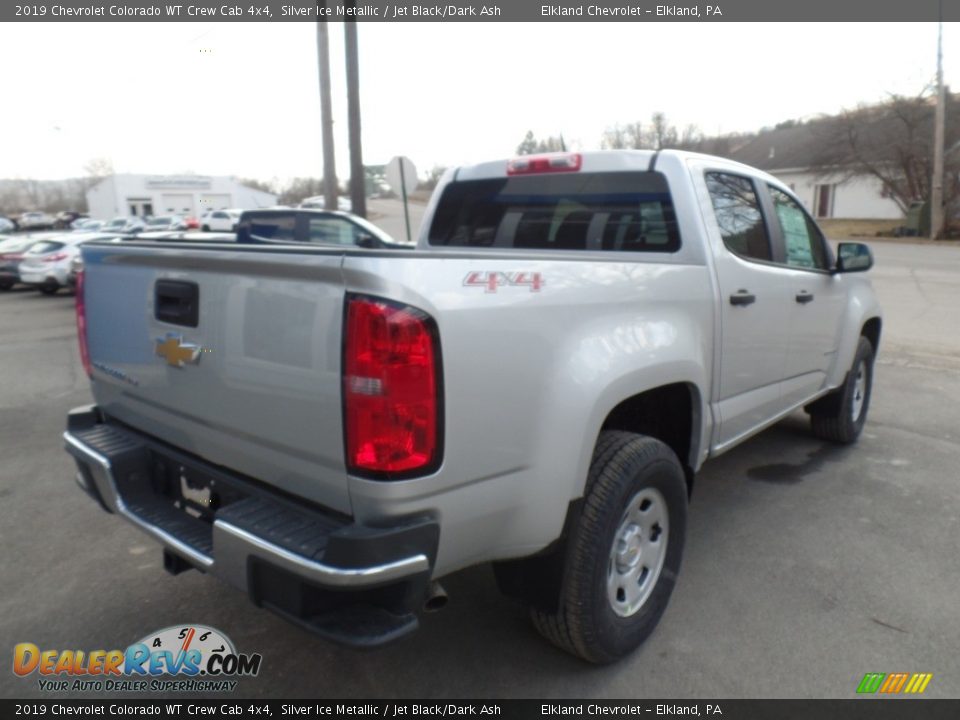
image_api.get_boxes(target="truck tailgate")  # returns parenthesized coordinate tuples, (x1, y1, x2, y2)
(81, 243, 352, 515)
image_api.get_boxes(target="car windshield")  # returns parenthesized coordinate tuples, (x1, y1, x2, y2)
(148, 217, 172, 225)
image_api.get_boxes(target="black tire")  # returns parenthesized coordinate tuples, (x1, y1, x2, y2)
(809, 336, 875, 444)
(201, 225, 210, 232)
(0, 279, 13, 291)
(529, 431, 688, 664)
(39, 283, 59, 295)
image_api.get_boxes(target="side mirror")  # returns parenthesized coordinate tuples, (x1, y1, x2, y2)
(835, 242, 873, 273)
(356, 233, 378, 249)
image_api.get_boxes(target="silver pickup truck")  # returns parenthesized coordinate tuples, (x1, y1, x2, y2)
(64, 150, 881, 663)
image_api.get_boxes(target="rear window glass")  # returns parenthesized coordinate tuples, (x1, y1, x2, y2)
(428, 171, 680, 252)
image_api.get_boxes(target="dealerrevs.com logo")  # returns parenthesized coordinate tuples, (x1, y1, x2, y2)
(13, 624, 262, 693)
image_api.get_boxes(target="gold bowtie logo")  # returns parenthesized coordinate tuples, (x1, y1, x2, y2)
(155, 333, 202, 368)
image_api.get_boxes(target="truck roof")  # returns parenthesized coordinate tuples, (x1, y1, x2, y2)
(452, 149, 782, 186)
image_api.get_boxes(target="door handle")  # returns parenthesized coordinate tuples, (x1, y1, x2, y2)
(729, 290, 756, 306)
(795, 291, 815, 304)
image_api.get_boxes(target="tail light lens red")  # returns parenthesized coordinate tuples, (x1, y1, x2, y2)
(343, 295, 442, 478)
(75, 268, 92, 377)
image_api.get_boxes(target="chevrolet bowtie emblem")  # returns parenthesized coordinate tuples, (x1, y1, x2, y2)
(155, 333, 202, 368)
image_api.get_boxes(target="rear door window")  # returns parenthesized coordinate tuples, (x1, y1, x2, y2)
(705, 172, 772, 262)
(428, 172, 680, 252)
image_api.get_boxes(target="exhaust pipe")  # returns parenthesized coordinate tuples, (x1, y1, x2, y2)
(422, 581, 448, 613)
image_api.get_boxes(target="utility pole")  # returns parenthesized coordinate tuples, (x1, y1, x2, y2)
(316, 16, 337, 211)
(344, 8, 366, 219)
(931, 0, 945, 240)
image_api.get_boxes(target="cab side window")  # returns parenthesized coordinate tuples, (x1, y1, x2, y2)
(769, 187, 829, 270)
(308, 217, 362, 246)
(705, 172, 772, 261)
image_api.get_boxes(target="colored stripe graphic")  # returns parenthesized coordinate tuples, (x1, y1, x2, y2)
(857, 672, 932, 694)
(857, 673, 885, 694)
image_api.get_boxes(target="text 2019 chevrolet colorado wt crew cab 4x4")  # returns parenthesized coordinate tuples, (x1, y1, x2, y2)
(64, 150, 881, 663)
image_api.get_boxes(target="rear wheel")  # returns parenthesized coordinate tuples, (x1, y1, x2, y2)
(529, 431, 687, 663)
(39, 282, 59, 295)
(0, 278, 13, 291)
(201, 225, 211, 232)
(808, 336, 875, 444)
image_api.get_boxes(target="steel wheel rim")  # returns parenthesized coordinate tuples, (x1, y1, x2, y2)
(851, 360, 867, 422)
(607, 487, 669, 618)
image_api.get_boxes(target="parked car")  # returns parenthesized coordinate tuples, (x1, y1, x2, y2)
(102, 217, 146, 234)
(299, 196, 353, 212)
(66, 253, 83, 289)
(200, 209, 242, 232)
(55, 211, 88, 229)
(18, 212, 56, 230)
(64, 150, 880, 663)
(18, 232, 117, 294)
(181, 216, 201, 230)
(0, 236, 37, 290)
(142, 215, 185, 233)
(0, 217, 15, 234)
(236, 208, 409, 249)
(72, 219, 105, 232)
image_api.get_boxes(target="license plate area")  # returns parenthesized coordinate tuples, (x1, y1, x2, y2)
(143, 451, 247, 524)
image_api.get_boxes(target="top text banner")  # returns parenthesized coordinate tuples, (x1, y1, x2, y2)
(5, 0, 959, 22)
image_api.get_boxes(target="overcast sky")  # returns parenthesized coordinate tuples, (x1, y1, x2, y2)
(1, 21, 957, 184)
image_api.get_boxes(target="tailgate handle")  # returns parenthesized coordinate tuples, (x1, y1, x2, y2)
(155, 280, 199, 327)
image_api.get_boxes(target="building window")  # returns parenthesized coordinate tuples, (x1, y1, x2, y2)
(813, 184, 835, 219)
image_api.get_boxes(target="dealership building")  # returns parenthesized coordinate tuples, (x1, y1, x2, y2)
(86, 174, 277, 219)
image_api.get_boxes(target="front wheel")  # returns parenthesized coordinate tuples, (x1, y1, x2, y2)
(530, 431, 688, 664)
(808, 336, 875, 444)
(39, 282, 59, 295)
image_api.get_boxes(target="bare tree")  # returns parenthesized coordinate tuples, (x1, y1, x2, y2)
(238, 177, 276, 194)
(516, 131, 567, 155)
(601, 122, 645, 149)
(808, 90, 960, 214)
(516, 131, 539, 155)
(601, 115, 702, 151)
(277, 177, 326, 206)
(418, 166, 448, 192)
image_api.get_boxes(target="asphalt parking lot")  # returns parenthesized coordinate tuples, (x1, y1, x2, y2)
(1, 238, 958, 700)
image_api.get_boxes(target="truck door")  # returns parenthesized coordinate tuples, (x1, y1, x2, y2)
(764, 185, 847, 405)
(701, 171, 795, 449)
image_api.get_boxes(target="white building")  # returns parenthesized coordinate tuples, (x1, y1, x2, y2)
(721, 123, 904, 221)
(86, 174, 277, 220)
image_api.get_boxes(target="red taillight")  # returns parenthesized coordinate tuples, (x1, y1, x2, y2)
(343, 295, 442, 478)
(507, 152, 582, 175)
(75, 269, 91, 377)
(44, 252, 69, 262)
